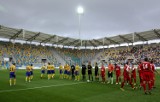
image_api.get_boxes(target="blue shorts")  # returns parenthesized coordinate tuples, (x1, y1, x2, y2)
(41, 70, 45, 74)
(30, 71, 33, 75)
(26, 72, 31, 77)
(10, 72, 16, 78)
(67, 71, 71, 75)
(51, 70, 55, 74)
(47, 70, 51, 74)
(75, 71, 79, 75)
(51, 70, 53, 74)
(64, 70, 68, 74)
(60, 70, 63, 74)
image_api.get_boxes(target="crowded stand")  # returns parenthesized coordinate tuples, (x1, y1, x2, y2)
(96, 43, 160, 67)
(0, 40, 160, 69)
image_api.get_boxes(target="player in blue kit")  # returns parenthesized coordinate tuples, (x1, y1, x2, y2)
(41, 65, 46, 79)
(9, 63, 16, 86)
(26, 65, 31, 82)
(51, 63, 55, 79)
(47, 62, 52, 80)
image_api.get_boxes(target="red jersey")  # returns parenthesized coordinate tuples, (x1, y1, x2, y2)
(108, 64, 114, 72)
(101, 66, 105, 74)
(150, 63, 155, 79)
(140, 61, 151, 81)
(131, 67, 136, 75)
(115, 65, 121, 75)
(123, 65, 130, 76)
(140, 61, 151, 72)
(131, 67, 136, 79)
(101, 65, 105, 77)
(138, 64, 143, 74)
(150, 64, 155, 72)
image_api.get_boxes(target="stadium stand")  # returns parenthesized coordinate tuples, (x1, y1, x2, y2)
(91, 43, 160, 67)
(0, 40, 159, 69)
(0, 25, 160, 68)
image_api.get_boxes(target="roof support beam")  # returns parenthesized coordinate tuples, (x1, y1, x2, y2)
(84, 41, 87, 48)
(119, 35, 132, 43)
(74, 41, 81, 47)
(153, 29, 160, 38)
(105, 37, 119, 44)
(89, 40, 97, 47)
(56, 37, 69, 44)
(65, 39, 80, 46)
(134, 32, 148, 41)
(10, 29, 23, 40)
(93, 39, 104, 45)
(40, 35, 56, 43)
(26, 32, 41, 42)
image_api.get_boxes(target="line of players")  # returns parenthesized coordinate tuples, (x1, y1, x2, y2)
(9, 62, 80, 86)
(41, 63, 81, 81)
(40, 58, 159, 95)
(9, 57, 159, 95)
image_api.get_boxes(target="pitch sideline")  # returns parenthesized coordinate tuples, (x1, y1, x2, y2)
(0, 82, 85, 93)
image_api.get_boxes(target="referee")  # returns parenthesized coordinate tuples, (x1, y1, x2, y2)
(71, 63, 75, 80)
(88, 61, 93, 82)
(81, 62, 86, 81)
(95, 62, 99, 82)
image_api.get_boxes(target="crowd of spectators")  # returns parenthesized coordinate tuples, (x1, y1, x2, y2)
(0, 41, 57, 67)
(97, 43, 160, 67)
(0, 41, 159, 68)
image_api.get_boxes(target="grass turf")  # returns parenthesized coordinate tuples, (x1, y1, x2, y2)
(0, 69, 160, 102)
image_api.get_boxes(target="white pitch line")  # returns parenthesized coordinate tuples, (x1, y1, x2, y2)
(0, 82, 85, 93)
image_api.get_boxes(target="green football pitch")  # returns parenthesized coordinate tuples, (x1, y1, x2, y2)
(0, 69, 160, 102)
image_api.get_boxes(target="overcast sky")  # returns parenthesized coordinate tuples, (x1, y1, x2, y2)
(0, 0, 160, 40)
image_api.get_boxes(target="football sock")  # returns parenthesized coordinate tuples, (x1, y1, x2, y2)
(111, 78, 113, 84)
(9, 79, 12, 86)
(25, 77, 28, 82)
(78, 76, 80, 81)
(14, 79, 16, 85)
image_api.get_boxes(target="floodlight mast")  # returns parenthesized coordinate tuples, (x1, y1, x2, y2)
(77, 6, 84, 49)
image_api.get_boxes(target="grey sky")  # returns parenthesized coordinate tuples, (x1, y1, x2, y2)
(0, 0, 160, 40)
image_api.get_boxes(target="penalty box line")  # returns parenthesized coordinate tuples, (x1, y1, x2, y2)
(0, 82, 85, 93)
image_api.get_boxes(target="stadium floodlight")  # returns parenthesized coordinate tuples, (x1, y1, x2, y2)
(76, 6, 84, 49)
(77, 6, 84, 14)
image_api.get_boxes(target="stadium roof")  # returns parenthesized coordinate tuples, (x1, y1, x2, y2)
(0, 25, 160, 47)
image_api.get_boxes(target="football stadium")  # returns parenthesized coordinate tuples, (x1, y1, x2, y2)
(0, 0, 160, 102)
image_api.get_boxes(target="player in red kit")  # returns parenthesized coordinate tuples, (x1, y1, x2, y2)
(150, 60, 155, 89)
(137, 61, 143, 89)
(114, 63, 121, 85)
(101, 63, 106, 84)
(120, 62, 135, 91)
(131, 64, 136, 85)
(140, 58, 152, 95)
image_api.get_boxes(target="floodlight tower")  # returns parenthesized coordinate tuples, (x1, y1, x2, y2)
(77, 6, 84, 48)
(77, 6, 84, 65)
